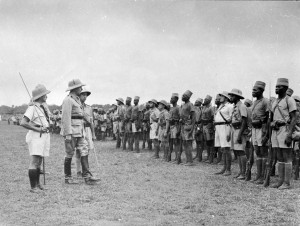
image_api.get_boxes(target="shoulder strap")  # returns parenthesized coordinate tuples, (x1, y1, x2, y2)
(274, 98, 287, 123)
(217, 105, 229, 123)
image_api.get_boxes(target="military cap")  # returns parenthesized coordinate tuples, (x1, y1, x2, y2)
(293, 95, 300, 102)
(158, 100, 168, 108)
(148, 99, 158, 105)
(32, 84, 51, 101)
(195, 98, 203, 104)
(134, 96, 140, 100)
(80, 87, 91, 96)
(126, 97, 132, 102)
(286, 88, 294, 96)
(171, 93, 179, 98)
(183, 90, 193, 98)
(228, 88, 244, 99)
(276, 78, 289, 87)
(244, 99, 253, 106)
(254, 81, 266, 90)
(116, 98, 124, 104)
(205, 95, 212, 101)
(66, 79, 86, 92)
(219, 91, 230, 100)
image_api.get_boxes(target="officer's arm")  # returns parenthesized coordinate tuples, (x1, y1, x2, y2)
(20, 116, 43, 133)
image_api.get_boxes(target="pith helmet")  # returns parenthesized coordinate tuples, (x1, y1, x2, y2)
(66, 79, 86, 91)
(148, 99, 158, 105)
(116, 98, 124, 104)
(158, 100, 168, 108)
(32, 84, 51, 101)
(219, 91, 230, 100)
(80, 87, 91, 96)
(228, 88, 244, 99)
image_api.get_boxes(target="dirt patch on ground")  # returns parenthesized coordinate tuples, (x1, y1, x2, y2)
(0, 122, 299, 225)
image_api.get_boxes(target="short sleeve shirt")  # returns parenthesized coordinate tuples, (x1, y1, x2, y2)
(24, 103, 49, 127)
(215, 103, 233, 123)
(180, 102, 194, 121)
(169, 105, 180, 121)
(131, 105, 139, 121)
(194, 106, 202, 123)
(150, 108, 160, 123)
(251, 98, 269, 121)
(231, 101, 247, 124)
(124, 105, 133, 121)
(272, 96, 297, 122)
(159, 109, 170, 125)
(201, 105, 214, 122)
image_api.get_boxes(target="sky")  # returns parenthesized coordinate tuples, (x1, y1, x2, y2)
(1, 0, 300, 106)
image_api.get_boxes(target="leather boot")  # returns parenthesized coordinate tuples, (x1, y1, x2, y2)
(148, 139, 152, 150)
(64, 157, 78, 184)
(36, 168, 45, 190)
(278, 163, 292, 190)
(29, 169, 39, 193)
(116, 136, 121, 148)
(256, 158, 267, 184)
(237, 156, 247, 180)
(122, 134, 127, 150)
(215, 151, 226, 175)
(81, 156, 99, 185)
(223, 150, 232, 176)
(208, 147, 215, 164)
(252, 158, 262, 182)
(215, 148, 222, 164)
(234, 156, 241, 178)
(152, 140, 159, 159)
(270, 162, 285, 188)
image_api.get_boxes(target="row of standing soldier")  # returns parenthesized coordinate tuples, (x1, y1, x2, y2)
(112, 78, 300, 189)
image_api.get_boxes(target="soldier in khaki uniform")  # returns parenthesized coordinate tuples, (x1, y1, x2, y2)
(21, 84, 51, 193)
(268, 78, 298, 189)
(157, 100, 170, 161)
(131, 96, 142, 153)
(61, 79, 97, 185)
(228, 89, 248, 180)
(116, 98, 125, 148)
(149, 99, 160, 158)
(179, 90, 196, 166)
(123, 97, 133, 151)
(169, 93, 181, 162)
(142, 103, 152, 150)
(194, 98, 204, 162)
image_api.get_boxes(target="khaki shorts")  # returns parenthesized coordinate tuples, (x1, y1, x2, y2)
(26, 130, 50, 157)
(203, 123, 214, 141)
(170, 124, 179, 139)
(271, 126, 292, 148)
(132, 122, 141, 133)
(150, 122, 158, 140)
(231, 128, 246, 151)
(215, 124, 231, 148)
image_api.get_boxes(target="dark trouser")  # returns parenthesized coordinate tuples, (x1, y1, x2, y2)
(116, 132, 122, 148)
(153, 139, 160, 158)
(122, 132, 133, 150)
(134, 132, 140, 152)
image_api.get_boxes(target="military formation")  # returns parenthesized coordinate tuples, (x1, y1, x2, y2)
(19, 77, 300, 192)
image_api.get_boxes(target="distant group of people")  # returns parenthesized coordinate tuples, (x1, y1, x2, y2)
(19, 77, 300, 193)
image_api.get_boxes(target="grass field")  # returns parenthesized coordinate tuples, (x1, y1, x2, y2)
(0, 121, 300, 226)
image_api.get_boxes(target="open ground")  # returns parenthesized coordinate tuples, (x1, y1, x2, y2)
(0, 121, 300, 226)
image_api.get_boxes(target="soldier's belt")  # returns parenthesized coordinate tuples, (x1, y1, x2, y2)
(201, 119, 213, 124)
(214, 122, 230, 126)
(71, 116, 83, 119)
(84, 124, 91, 128)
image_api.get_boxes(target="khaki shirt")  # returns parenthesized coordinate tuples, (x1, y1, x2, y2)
(158, 109, 170, 127)
(117, 105, 126, 120)
(150, 108, 160, 124)
(169, 105, 180, 121)
(131, 105, 139, 121)
(215, 103, 233, 123)
(194, 106, 202, 123)
(272, 96, 297, 123)
(201, 104, 214, 122)
(180, 102, 194, 122)
(24, 103, 50, 128)
(83, 104, 93, 125)
(231, 101, 247, 124)
(251, 98, 269, 121)
(61, 93, 84, 137)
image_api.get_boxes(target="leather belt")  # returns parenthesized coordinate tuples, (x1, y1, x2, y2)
(214, 122, 229, 126)
(71, 116, 83, 119)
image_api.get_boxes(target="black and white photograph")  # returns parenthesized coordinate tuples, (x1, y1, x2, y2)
(0, 1, 300, 225)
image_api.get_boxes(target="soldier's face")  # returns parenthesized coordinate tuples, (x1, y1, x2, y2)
(215, 97, 220, 105)
(126, 100, 131, 105)
(73, 87, 82, 96)
(41, 95, 47, 103)
(170, 96, 178, 104)
(149, 102, 154, 108)
(252, 87, 262, 98)
(204, 98, 210, 105)
(79, 93, 87, 103)
(134, 99, 139, 105)
(182, 94, 189, 102)
(275, 85, 287, 95)
(158, 103, 164, 111)
(229, 94, 238, 103)
(219, 95, 225, 103)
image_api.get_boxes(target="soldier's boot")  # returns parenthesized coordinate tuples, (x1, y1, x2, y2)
(237, 155, 247, 180)
(234, 156, 242, 178)
(36, 168, 46, 190)
(29, 169, 39, 193)
(215, 147, 222, 164)
(152, 141, 159, 159)
(64, 157, 79, 184)
(233, 150, 238, 162)
(116, 136, 121, 148)
(122, 135, 127, 150)
(256, 158, 267, 184)
(278, 163, 292, 190)
(252, 158, 262, 183)
(129, 135, 134, 151)
(142, 138, 146, 149)
(81, 156, 99, 185)
(167, 146, 172, 162)
(215, 151, 226, 175)
(270, 162, 285, 188)
(208, 147, 215, 164)
(223, 150, 232, 176)
(204, 148, 211, 163)
(148, 139, 152, 150)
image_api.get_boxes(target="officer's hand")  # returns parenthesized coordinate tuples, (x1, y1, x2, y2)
(237, 136, 242, 144)
(65, 135, 72, 142)
(285, 134, 292, 147)
(40, 127, 49, 134)
(226, 134, 231, 142)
